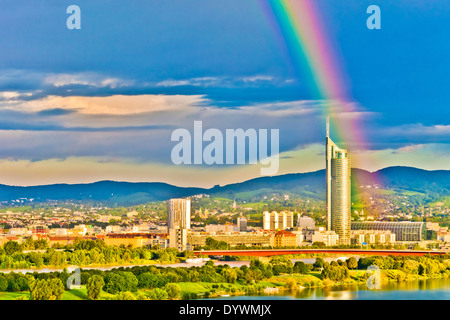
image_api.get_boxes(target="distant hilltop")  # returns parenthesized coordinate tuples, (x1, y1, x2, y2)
(1, 166, 450, 206)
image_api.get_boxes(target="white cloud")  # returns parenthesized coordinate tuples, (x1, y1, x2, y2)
(156, 77, 220, 87)
(44, 72, 134, 88)
(239, 75, 274, 82)
(2, 94, 207, 116)
(155, 75, 279, 88)
(394, 144, 425, 153)
(382, 123, 450, 137)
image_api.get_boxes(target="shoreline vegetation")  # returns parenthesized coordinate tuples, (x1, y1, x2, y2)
(0, 237, 443, 271)
(0, 239, 449, 300)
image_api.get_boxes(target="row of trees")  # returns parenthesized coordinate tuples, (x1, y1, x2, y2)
(357, 255, 450, 276)
(0, 256, 309, 299)
(1, 251, 449, 299)
(0, 239, 182, 269)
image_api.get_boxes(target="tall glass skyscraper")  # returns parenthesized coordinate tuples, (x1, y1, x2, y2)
(326, 119, 351, 245)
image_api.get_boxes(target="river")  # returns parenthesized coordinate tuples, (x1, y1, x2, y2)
(213, 277, 450, 300)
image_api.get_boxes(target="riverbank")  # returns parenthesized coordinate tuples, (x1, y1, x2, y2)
(1, 253, 449, 300)
(0, 269, 448, 300)
(184, 269, 450, 300)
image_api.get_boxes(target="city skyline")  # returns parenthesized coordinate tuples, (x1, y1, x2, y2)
(0, 0, 449, 304)
(1, 1, 450, 187)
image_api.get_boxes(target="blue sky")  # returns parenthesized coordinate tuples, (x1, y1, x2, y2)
(0, 0, 450, 187)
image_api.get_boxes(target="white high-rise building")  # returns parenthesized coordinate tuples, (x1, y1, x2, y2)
(263, 211, 293, 230)
(167, 198, 191, 251)
(167, 198, 191, 231)
(263, 211, 278, 230)
(278, 211, 294, 229)
(326, 118, 351, 245)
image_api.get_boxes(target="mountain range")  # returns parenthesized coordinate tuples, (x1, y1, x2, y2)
(1, 166, 450, 206)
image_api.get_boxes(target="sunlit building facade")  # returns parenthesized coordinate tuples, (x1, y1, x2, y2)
(167, 198, 191, 231)
(263, 211, 293, 230)
(167, 198, 191, 250)
(326, 120, 351, 245)
(351, 221, 426, 242)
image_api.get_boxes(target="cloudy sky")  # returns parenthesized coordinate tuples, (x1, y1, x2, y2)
(1, 0, 450, 187)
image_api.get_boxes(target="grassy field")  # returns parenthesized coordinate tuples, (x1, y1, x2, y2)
(399, 190, 425, 196)
(0, 292, 30, 300)
(430, 196, 450, 208)
(0, 286, 120, 300)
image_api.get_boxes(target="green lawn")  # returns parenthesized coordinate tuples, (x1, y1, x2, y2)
(400, 190, 424, 196)
(177, 282, 212, 294)
(62, 288, 87, 300)
(0, 292, 30, 300)
(0, 286, 120, 300)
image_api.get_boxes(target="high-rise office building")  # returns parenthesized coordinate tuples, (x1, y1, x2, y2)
(278, 211, 294, 230)
(263, 211, 293, 230)
(237, 217, 248, 232)
(326, 118, 351, 245)
(263, 211, 278, 230)
(297, 215, 316, 230)
(167, 198, 191, 251)
(167, 198, 191, 231)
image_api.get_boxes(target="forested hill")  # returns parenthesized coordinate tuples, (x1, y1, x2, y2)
(1, 166, 450, 206)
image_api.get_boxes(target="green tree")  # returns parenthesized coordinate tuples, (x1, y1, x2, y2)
(22, 237, 35, 250)
(330, 261, 339, 267)
(27, 252, 44, 268)
(30, 279, 63, 300)
(104, 273, 126, 294)
(244, 269, 263, 283)
(293, 261, 311, 274)
(7, 274, 29, 292)
(121, 272, 139, 292)
(137, 273, 160, 289)
(87, 275, 105, 300)
(402, 260, 420, 274)
(346, 257, 358, 270)
(30, 279, 50, 300)
(204, 260, 215, 267)
(3, 241, 21, 255)
(48, 278, 64, 300)
(205, 237, 221, 249)
(0, 276, 8, 292)
(284, 277, 297, 290)
(223, 268, 237, 283)
(250, 259, 264, 271)
(418, 263, 426, 276)
(148, 288, 168, 300)
(322, 265, 350, 281)
(313, 257, 324, 270)
(164, 283, 181, 300)
(269, 256, 293, 275)
(104, 271, 138, 294)
(49, 251, 65, 266)
(114, 291, 136, 300)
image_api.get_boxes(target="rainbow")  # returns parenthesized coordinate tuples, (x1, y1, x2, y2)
(260, 0, 377, 175)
